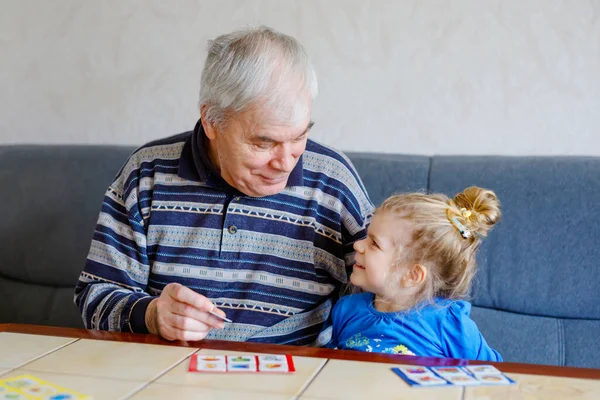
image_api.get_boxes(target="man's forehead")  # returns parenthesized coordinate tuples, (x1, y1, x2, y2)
(243, 119, 313, 141)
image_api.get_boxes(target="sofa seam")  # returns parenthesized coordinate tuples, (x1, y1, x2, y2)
(426, 156, 433, 193)
(472, 305, 600, 321)
(0, 272, 75, 289)
(557, 318, 565, 366)
(40, 288, 58, 326)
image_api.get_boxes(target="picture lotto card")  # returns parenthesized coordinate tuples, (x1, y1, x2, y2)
(392, 365, 516, 388)
(0, 374, 91, 399)
(188, 354, 295, 373)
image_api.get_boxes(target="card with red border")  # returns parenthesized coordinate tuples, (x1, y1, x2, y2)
(189, 354, 296, 374)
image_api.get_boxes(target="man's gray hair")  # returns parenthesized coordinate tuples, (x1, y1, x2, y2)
(199, 26, 318, 127)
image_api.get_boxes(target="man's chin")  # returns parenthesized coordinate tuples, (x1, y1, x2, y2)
(242, 182, 287, 197)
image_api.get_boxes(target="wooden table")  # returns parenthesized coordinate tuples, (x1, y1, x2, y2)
(1, 324, 598, 399)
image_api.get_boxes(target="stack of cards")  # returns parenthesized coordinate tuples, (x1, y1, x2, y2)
(0, 374, 91, 399)
(392, 365, 515, 387)
(188, 354, 296, 374)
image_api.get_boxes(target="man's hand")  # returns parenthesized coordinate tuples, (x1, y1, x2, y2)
(145, 283, 226, 341)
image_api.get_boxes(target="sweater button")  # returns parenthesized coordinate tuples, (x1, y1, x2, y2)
(228, 225, 238, 234)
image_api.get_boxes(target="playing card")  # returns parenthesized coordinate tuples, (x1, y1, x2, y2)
(196, 355, 226, 363)
(227, 362, 258, 372)
(392, 368, 449, 387)
(475, 374, 513, 385)
(444, 374, 482, 386)
(227, 355, 257, 365)
(431, 366, 470, 376)
(397, 366, 438, 379)
(258, 362, 289, 372)
(409, 374, 449, 386)
(465, 365, 502, 376)
(194, 361, 227, 372)
(258, 355, 287, 363)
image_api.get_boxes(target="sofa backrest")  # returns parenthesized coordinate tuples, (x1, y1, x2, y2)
(1, 145, 598, 368)
(0, 145, 136, 328)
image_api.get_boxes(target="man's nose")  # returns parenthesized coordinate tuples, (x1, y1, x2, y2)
(271, 144, 295, 172)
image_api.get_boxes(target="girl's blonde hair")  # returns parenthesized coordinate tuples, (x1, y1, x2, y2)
(378, 186, 501, 307)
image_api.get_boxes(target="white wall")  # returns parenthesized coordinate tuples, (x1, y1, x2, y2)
(1, 0, 599, 155)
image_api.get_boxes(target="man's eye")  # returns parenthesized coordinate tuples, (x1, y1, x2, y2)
(255, 143, 273, 150)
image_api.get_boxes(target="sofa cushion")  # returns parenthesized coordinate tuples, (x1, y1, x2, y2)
(472, 306, 600, 369)
(0, 145, 135, 327)
(471, 306, 562, 366)
(0, 275, 82, 328)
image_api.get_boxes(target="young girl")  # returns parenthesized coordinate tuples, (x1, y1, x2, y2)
(331, 186, 502, 361)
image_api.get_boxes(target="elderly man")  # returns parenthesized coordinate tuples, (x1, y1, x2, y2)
(74, 26, 373, 346)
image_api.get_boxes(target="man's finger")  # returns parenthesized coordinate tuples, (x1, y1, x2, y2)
(165, 283, 213, 312)
(171, 302, 225, 329)
(161, 325, 211, 342)
(169, 314, 212, 333)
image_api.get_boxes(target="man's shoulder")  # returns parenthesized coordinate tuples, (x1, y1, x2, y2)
(119, 131, 191, 171)
(305, 139, 354, 169)
(112, 130, 192, 191)
(304, 139, 362, 186)
(129, 131, 191, 161)
(301, 139, 374, 218)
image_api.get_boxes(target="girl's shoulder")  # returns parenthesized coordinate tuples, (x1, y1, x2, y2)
(415, 298, 473, 323)
(432, 299, 478, 333)
(429, 298, 471, 311)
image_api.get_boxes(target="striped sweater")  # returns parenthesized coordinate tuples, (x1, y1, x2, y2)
(74, 120, 373, 346)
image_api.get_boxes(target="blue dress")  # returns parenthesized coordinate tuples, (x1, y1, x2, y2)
(331, 292, 502, 361)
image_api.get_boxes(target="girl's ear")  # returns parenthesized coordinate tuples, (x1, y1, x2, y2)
(401, 264, 427, 288)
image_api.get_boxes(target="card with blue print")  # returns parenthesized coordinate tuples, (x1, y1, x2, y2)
(393, 365, 516, 388)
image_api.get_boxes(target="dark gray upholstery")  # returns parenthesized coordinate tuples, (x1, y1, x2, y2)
(0, 145, 135, 327)
(1, 145, 598, 368)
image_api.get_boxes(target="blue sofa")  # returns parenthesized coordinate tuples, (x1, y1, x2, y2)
(1, 145, 598, 369)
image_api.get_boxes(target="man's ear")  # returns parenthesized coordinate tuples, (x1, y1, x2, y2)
(401, 264, 427, 288)
(200, 105, 217, 140)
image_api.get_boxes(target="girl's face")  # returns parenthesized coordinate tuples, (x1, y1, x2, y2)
(350, 212, 415, 297)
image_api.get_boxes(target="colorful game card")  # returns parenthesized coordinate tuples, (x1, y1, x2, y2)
(397, 366, 436, 377)
(431, 366, 481, 386)
(430, 366, 468, 376)
(195, 355, 226, 363)
(465, 365, 502, 376)
(195, 360, 227, 372)
(393, 365, 515, 388)
(475, 374, 513, 385)
(226, 355, 258, 372)
(444, 374, 482, 386)
(188, 354, 295, 374)
(408, 374, 450, 386)
(0, 374, 91, 399)
(393, 367, 450, 387)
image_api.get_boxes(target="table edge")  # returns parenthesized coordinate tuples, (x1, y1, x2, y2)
(1, 323, 598, 380)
